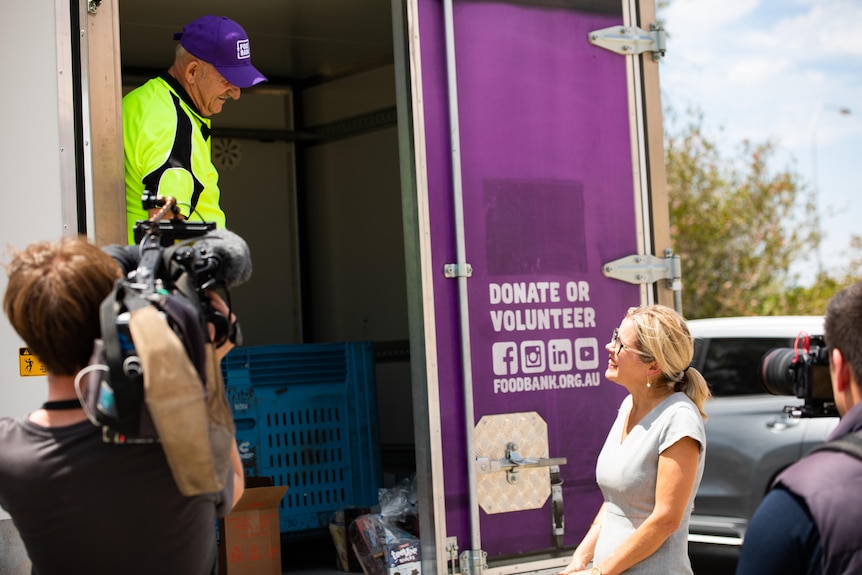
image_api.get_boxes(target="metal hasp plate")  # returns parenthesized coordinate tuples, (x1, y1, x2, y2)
(588, 23, 667, 61)
(474, 412, 567, 514)
(602, 250, 681, 292)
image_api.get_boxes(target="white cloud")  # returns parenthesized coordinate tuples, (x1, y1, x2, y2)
(662, 0, 758, 29)
(775, 1, 862, 59)
(658, 0, 862, 281)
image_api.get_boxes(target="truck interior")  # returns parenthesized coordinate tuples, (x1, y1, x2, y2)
(119, 0, 415, 561)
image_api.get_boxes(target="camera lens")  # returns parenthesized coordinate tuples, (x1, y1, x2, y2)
(759, 348, 799, 396)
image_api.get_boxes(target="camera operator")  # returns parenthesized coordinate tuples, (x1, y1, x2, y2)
(737, 281, 862, 575)
(0, 236, 243, 575)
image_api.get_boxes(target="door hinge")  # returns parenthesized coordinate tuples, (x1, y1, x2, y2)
(588, 22, 667, 61)
(602, 249, 681, 292)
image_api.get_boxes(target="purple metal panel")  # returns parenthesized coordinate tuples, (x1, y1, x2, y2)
(418, 0, 640, 559)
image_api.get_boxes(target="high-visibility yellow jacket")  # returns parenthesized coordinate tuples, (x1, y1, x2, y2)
(123, 74, 225, 244)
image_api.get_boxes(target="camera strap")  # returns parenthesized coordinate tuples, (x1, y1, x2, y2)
(808, 430, 862, 462)
(97, 280, 152, 434)
(42, 399, 83, 410)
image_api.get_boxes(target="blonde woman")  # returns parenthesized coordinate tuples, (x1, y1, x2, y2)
(561, 305, 711, 575)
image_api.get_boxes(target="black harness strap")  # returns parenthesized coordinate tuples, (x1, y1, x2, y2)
(808, 430, 862, 461)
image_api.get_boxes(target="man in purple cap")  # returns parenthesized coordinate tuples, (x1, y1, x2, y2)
(124, 15, 267, 244)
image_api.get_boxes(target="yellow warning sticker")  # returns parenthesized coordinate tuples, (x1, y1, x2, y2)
(19, 348, 47, 377)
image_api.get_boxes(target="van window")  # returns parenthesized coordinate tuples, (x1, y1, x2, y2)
(697, 337, 795, 397)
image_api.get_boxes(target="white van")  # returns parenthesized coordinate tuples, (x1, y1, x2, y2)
(686, 316, 839, 547)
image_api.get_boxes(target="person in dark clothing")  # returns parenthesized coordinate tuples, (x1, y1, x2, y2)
(0, 236, 244, 575)
(736, 281, 862, 575)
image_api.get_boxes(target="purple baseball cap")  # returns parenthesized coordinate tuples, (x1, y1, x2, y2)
(174, 15, 267, 88)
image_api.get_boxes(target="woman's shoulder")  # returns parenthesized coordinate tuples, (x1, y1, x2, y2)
(658, 393, 706, 444)
(665, 391, 700, 413)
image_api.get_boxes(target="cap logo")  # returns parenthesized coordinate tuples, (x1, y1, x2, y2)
(236, 39, 251, 60)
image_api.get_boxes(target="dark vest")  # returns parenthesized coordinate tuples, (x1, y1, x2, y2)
(776, 435, 862, 574)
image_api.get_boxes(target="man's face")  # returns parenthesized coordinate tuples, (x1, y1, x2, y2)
(189, 61, 241, 117)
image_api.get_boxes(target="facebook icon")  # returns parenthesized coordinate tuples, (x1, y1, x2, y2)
(492, 342, 518, 375)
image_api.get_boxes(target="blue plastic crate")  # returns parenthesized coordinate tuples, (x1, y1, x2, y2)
(222, 342, 381, 535)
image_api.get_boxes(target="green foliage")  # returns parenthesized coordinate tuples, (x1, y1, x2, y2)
(775, 236, 862, 315)
(664, 111, 828, 318)
(763, 274, 843, 316)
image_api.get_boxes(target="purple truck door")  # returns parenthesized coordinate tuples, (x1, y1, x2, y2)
(411, 0, 666, 567)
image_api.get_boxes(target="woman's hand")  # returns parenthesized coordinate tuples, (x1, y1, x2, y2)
(562, 508, 603, 574)
(560, 548, 595, 574)
(559, 559, 589, 575)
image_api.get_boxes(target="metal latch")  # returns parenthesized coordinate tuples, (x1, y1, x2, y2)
(88, 0, 102, 13)
(602, 249, 681, 292)
(588, 23, 667, 61)
(459, 549, 487, 575)
(446, 538, 460, 575)
(550, 465, 565, 547)
(475, 443, 567, 485)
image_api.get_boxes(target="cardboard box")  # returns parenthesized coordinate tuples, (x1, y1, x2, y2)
(384, 539, 421, 575)
(219, 485, 288, 575)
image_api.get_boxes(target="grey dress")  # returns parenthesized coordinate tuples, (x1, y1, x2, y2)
(593, 392, 706, 575)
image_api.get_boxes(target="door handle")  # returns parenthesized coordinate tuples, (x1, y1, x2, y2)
(475, 442, 567, 484)
(766, 417, 800, 432)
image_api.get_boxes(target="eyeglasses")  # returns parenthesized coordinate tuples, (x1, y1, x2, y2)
(610, 328, 648, 357)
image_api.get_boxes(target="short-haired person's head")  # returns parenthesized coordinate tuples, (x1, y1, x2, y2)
(824, 280, 862, 385)
(168, 16, 266, 117)
(174, 15, 266, 89)
(170, 45, 238, 117)
(625, 304, 712, 417)
(3, 237, 121, 376)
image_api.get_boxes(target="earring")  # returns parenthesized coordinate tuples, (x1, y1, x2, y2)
(646, 378, 651, 388)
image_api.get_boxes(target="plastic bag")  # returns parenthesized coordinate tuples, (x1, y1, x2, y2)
(378, 475, 418, 537)
(349, 513, 421, 575)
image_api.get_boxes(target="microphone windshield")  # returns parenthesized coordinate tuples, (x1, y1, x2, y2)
(166, 229, 253, 288)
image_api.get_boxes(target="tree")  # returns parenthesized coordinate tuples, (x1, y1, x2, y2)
(664, 112, 821, 318)
(770, 235, 862, 315)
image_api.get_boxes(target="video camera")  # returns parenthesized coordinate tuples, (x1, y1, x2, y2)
(117, 196, 252, 343)
(759, 333, 835, 418)
(78, 195, 252, 442)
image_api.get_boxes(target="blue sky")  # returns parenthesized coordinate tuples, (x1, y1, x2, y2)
(657, 0, 862, 284)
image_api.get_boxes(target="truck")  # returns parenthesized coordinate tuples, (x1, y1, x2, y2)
(0, 0, 677, 573)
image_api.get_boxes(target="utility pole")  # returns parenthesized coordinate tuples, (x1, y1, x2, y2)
(810, 103, 852, 276)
